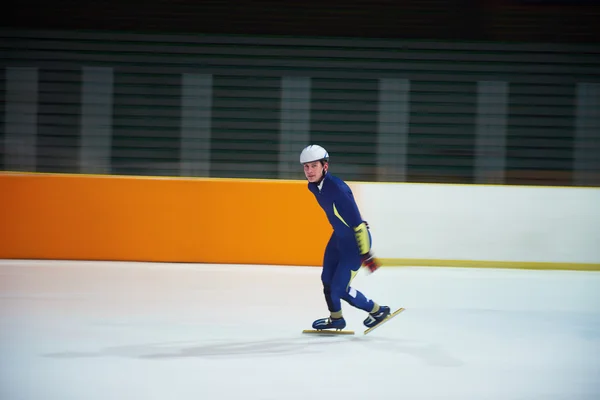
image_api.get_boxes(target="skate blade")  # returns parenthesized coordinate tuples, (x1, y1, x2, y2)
(363, 307, 405, 335)
(302, 329, 355, 335)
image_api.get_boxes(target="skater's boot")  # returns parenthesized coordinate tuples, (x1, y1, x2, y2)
(363, 305, 390, 328)
(312, 316, 346, 330)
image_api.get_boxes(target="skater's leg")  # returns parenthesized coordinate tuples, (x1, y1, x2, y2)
(312, 234, 347, 330)
(331, 235, 381, 313)
(331, 260, 380, 313)
(336, 236, 392, 328)
(333, 262, 391, 328)
(320, 233, 342, 318)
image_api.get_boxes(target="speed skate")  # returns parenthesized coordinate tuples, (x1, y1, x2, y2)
(302, 307, 405, 336)
(302, 329, 355, 335)
(364, 307, 405, 335)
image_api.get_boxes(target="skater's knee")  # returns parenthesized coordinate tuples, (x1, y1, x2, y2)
(329, 283, 347, 299)
(325, 283, 347, 302)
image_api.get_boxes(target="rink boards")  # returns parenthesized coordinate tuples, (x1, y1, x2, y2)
(1, 172, 599, 270)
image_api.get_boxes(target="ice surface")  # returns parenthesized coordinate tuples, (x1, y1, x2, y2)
(1, 260, 599, 400)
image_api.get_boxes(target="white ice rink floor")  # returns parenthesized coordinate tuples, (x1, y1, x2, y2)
(1, 260, 599, 400)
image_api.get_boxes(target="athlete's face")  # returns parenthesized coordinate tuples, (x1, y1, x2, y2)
(303, 161, 328, 183)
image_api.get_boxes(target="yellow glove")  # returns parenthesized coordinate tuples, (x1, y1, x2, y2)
(354, 222, 380, 273)
(353, 222, 371, 255)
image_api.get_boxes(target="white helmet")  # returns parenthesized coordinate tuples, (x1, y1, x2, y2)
(300, 144, 329, 164)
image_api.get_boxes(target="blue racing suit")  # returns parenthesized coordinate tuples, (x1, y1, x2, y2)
(308, 173, 376, 315)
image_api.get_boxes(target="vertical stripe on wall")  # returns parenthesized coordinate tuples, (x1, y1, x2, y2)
(279, 76, 311, 179)
(111, 71, 182, 176)
(210, 76, 280, 179)
(377, 78, 410, 182)
(310, 78, 379, 182)
(180, 73, 213, 177)
(80, 67, 114, 174)
(4, 67, 38, 172)
(574, 83, 600, 186)
(475, 81, 508, 184)
(36, 69, 81, 173)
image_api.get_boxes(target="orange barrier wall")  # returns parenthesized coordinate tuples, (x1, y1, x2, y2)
(0, 173, 332, 266)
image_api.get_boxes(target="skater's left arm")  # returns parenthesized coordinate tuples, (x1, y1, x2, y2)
(332, 185, 381, 273)
(353, 222, 381, 273)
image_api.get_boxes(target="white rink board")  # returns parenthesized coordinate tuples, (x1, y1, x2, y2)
(351, 182, 600, 264)
(1, 260, 599, 400)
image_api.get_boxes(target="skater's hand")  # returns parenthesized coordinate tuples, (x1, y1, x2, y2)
(361, 252, 381, 273)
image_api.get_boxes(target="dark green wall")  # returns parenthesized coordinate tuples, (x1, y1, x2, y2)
(1, 29, 599, 185)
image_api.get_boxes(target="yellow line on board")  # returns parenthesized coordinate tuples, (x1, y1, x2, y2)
(378, 258, 600, 271)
